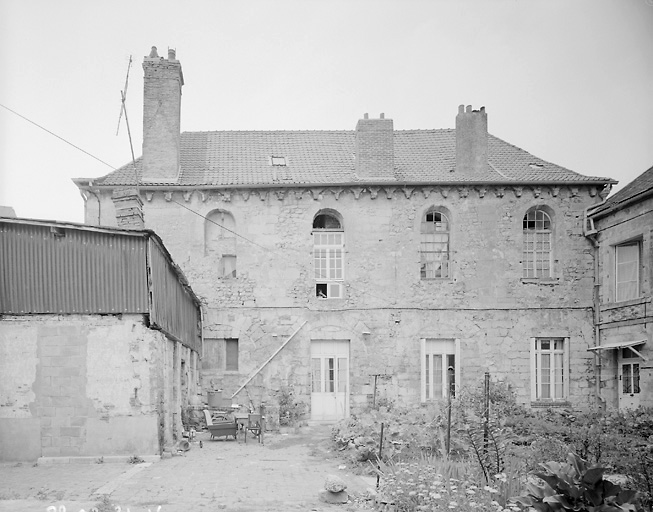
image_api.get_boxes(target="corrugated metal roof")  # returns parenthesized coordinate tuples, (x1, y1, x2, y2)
(0, 217, 202, 352)
(0, 222, 148, 314)
(83, 130, 614, 188)
(148, 238, 201, 353)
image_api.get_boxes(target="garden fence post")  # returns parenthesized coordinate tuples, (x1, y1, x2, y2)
(484, 371, 490, 455)
(376, 422, 384, 489)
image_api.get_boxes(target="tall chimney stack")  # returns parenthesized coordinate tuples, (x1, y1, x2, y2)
(141, 46, 184, 183)
(355, 113, 394, 179)
(455, 105, 488, 176)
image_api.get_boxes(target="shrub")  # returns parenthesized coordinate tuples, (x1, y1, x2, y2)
(277, 384, 306, 426)
(516, 452, 645, 512)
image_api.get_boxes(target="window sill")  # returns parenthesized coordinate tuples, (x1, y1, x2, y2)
(530, 400, 570, 408)
(601, 297, 650, 311)
(521, 278, 559, 285)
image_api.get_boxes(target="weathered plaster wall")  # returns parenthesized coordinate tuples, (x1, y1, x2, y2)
(0, 314, 197, 461)
(91, 184, 601, 416)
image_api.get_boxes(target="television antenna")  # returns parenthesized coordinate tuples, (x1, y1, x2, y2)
(116, 55, 137, 169)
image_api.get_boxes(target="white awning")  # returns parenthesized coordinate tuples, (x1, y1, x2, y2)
(588, 339, 648, 360)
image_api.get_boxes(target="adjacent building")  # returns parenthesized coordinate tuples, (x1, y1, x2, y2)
(586, 165, 653, 410)
(73, 47, 618, 424)
(0, 213, 202, 461)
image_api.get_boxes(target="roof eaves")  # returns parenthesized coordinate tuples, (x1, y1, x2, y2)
(81, 177, 617, 191)
(590, 187, 653, 219)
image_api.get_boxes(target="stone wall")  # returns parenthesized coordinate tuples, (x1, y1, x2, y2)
(0, 314, 200, 461)
(89, 183, 603, 417)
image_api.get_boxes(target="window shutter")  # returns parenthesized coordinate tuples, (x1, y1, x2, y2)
(420, 338, 426, 403)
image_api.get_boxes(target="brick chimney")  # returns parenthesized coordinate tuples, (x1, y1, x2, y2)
(141, 46, 184, 183)
(355, 113, 394, 179)
(112, 188, 144, 230)
(455, 105, 488, 176)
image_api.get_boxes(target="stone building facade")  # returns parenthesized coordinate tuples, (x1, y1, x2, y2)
(74, 47, 616, 423)
(587, 165, 653, 410)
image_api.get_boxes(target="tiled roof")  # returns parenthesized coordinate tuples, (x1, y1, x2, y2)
(88, 130, 614, 188)
(591, 164, 653, 217)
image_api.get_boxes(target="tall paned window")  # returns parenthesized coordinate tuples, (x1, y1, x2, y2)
(420, 339, 457, 401)
(615, 241, 640, 302)
(205, 210, 237, 278)
(313, 212, 344, 299)
(531, 338, 568, 402)
(421, 209, 450, 279)
(522, 208, 552, 278)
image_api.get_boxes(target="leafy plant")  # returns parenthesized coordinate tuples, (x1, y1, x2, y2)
(459, 408, 512, 483)
(516, 452, 644, 512)
(277, 384, 307, 426)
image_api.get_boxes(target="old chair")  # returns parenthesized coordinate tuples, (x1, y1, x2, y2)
(244, 413, 264, 444)
(203, 409, 238, 441)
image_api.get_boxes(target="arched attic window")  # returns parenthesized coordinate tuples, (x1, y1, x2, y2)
(420, 208, 450, 279)
(522, 207, 553, 278)
(205, 209, 237, 278)
(312, 211, 344, 299)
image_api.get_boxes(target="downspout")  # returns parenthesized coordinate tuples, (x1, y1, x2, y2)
(80, 183, 101, 225)
(583, 190, 610, 408)
(231, 321, 307, 400)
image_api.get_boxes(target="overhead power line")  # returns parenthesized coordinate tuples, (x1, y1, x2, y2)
(0, 102, 116, 170)
(0, 100, 400, 309)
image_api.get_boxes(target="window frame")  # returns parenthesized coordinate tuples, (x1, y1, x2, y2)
(224, 338, 239, 372)
(530, 337, 570, 403)
(420, 208, 451, 280)
(205, 209, 237, 278)
(313, 212, 344, 299)
(615, 240, 641, 302)
(522, 207, 553, 279)
(420, 338, 460, 402)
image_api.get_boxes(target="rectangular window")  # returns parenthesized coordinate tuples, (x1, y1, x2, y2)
(523, 231, 552, 278)
(421, 232, 450, 278)
(314, 232, 344, 298)
(531, 338, 568, 401)
(622, 362, 640, 394)
(225, 338, 238, 371)
(421, 339, 456, 401)
(220, 255, 237, 278)
(616, 242, 640, 302)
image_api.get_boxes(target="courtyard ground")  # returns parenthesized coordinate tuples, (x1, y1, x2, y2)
(0, 424, 377, 512)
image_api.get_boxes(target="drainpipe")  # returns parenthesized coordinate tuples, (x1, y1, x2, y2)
(583, 190, 610, 408)
(79, 184, 102, 225)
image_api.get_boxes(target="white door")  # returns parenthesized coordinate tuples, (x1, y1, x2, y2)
(619, 348, 641, 410)
(310, 340, 349, 421)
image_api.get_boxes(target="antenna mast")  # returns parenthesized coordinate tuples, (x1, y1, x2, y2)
(116, 55, 137, 169)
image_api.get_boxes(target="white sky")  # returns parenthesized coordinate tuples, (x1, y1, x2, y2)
(1, 0, 652, 223)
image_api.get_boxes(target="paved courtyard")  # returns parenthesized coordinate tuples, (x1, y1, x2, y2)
(0, 425, 377, 512)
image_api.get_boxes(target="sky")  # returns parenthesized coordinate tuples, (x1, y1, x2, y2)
(0, 0, 652, 223)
